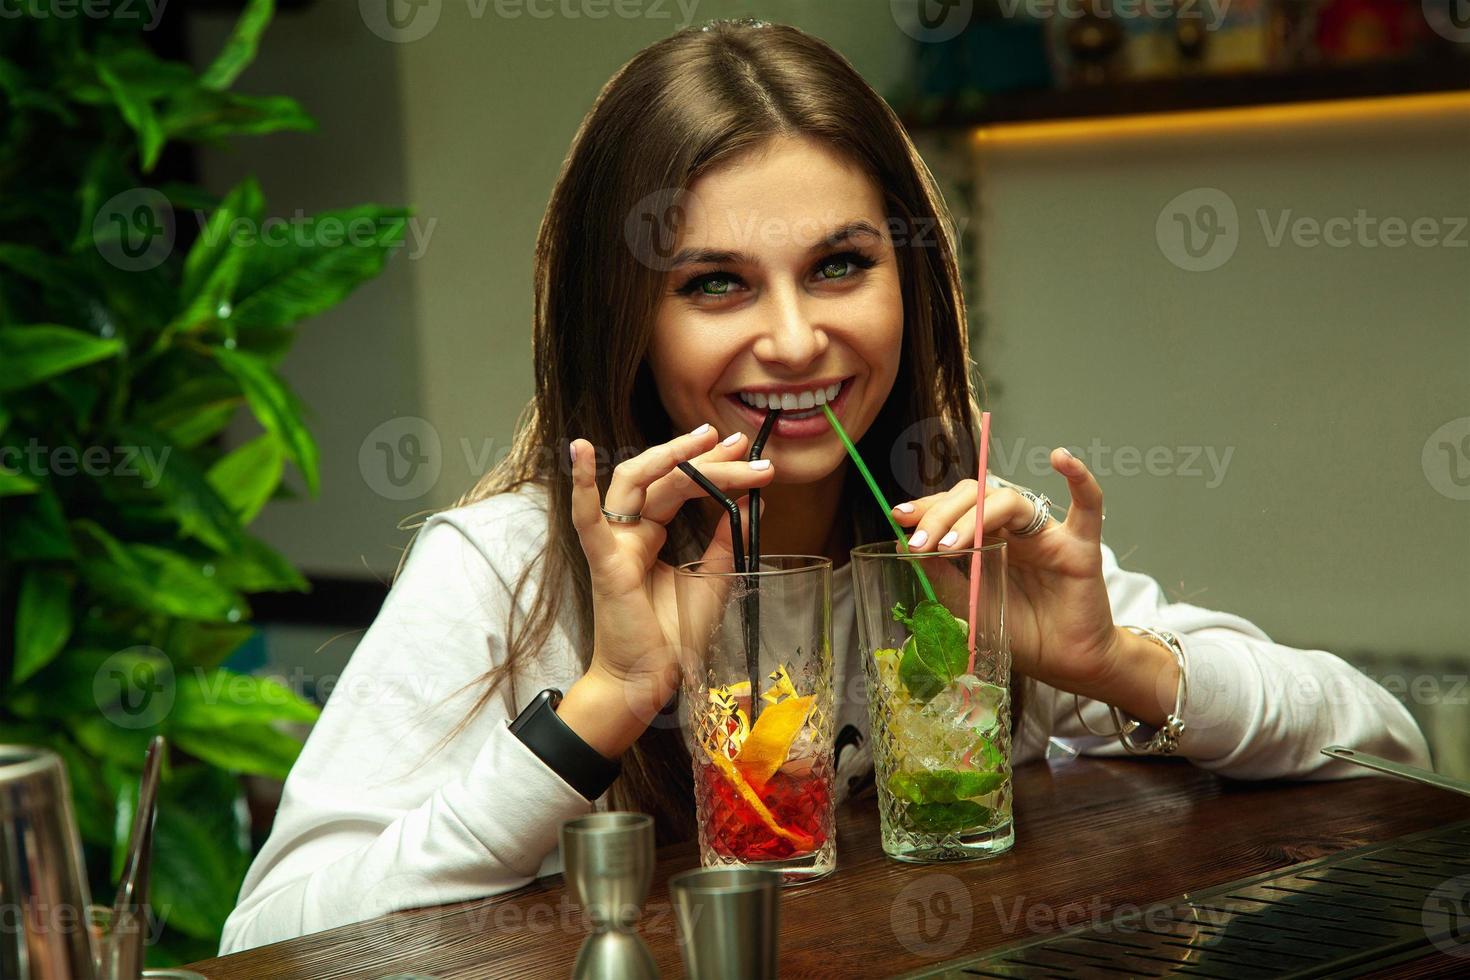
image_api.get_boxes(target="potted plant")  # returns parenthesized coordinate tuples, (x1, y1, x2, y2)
(1, 0, 408, 964)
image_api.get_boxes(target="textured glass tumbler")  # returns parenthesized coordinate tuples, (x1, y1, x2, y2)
(851, 539, 1014, 862)
(674, 555, 835, 884)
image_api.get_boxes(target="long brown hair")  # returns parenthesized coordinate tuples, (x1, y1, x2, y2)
(414, 19, 988, 842)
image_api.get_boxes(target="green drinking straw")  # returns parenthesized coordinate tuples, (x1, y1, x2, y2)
(819, 403, 936, 603)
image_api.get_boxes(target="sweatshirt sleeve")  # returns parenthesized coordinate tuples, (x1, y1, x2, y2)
(218, 508, 592, 956)
(1050, 542, 1431, 780)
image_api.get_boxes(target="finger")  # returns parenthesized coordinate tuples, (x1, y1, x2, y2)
(643, 456, 776, 525)
(890, 491, 946, 526)
(904, 480, 979, 551)
(975, 488, 1043, 538)
(1054, 447, 1104, 541)
(604, 422, 720, 517)
(568, 439, 618, 571)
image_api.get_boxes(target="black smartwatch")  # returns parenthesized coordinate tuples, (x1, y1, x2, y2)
(508, 688, 621, 801)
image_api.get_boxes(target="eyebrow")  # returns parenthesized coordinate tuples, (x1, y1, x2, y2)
(666, 219, 887, 268)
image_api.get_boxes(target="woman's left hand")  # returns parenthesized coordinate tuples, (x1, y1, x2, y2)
(891, 448, 1124, 696)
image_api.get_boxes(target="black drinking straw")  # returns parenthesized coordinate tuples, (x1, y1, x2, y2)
(744, 408, 782, 719)
(677, 459, 761, 716)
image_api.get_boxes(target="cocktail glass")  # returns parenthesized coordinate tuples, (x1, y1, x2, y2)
(851, 538, 1013, 862)
(674, 555, 835, 884)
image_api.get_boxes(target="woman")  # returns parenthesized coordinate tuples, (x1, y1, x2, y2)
(220, 19, 1427, 954)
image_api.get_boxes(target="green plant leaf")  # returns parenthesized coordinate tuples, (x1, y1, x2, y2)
(229, 205, 409, 331)
(173, 722, 304, 780)
(161, 89, 314, 143)
(72, 519, 248, 622)
(134, 374, 243, 449)
(215, 534, 308, 594)
(111, 423, 245, 553)
(14, 566, 74, 683)
(0, 469, 40, 497)
(170, 668, 319, 730)
(146, 769, 249, 939)
(95, 54, 170, 173)
(0, 324, 125, 393)
(211, 347, 319, 495)
(172, 178, 265, 336)
(162, 621, 257, 671)
(206, 433, 283, 524)
(0, 488, 75, 560)
(199, 0, 275, 91)
(68, 716, 162, 771)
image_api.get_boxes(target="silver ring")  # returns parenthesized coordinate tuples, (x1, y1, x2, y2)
(601, 507, 642, 525)
(1013, 489, 1052, 537)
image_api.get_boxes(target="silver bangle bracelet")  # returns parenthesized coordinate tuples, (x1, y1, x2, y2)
(1109, 626, 1189, 756)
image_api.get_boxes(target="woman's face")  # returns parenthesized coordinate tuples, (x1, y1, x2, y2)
(646, 135, 904, 487)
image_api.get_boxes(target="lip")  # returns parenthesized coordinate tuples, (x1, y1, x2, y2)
(725, 376, 855, 441)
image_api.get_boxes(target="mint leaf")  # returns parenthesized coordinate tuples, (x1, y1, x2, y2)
(904, 800, 994, 834)
(888, 769, 1006, 805)
(892, 599, 969, 701)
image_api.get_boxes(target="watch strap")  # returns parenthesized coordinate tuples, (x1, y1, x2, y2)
(508, 688, 621, 801)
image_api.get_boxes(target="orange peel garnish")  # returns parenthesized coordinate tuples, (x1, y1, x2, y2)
(734, 694, 814, 789)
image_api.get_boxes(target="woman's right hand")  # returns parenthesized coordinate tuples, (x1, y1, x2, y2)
(557, 423, 776, 758)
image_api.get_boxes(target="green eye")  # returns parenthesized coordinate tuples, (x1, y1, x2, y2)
(701, 277, 731, 295)
(819, 259, 850, 280)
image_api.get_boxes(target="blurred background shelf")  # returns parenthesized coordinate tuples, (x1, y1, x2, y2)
(903, 57, 1470, 129)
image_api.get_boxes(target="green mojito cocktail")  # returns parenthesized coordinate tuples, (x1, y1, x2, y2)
(851, 539, 1013, 862)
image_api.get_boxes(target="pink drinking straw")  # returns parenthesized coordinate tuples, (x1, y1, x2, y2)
(965, 412, 991, 675)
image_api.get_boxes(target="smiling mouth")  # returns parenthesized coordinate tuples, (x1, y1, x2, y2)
(730, 378, 851, 420)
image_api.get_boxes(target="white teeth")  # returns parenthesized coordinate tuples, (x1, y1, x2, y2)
(737, 379, 845, 411)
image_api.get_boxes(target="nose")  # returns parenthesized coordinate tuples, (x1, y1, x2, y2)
(751, 284, 829, 371)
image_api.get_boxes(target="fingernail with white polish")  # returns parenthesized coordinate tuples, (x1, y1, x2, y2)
(939, 531, 958, 548)
(895, 502, 915, 513)
(910, 529, 929, 548)
(690, 423, 711, 436)
(569, 441, 578, 464)
(1060, 447, 1075, 459)
(749, 459, 771, 470)
(721, 432, 741, 446)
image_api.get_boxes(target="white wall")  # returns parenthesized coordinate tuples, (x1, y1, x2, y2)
(967, 97, 1470, 659)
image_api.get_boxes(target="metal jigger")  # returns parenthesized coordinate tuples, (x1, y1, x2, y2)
(669, 868, 781, 980)
(560, 812, 659, 980)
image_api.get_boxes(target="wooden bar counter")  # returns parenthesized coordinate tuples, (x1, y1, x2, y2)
(187, 756, 1470, 978)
